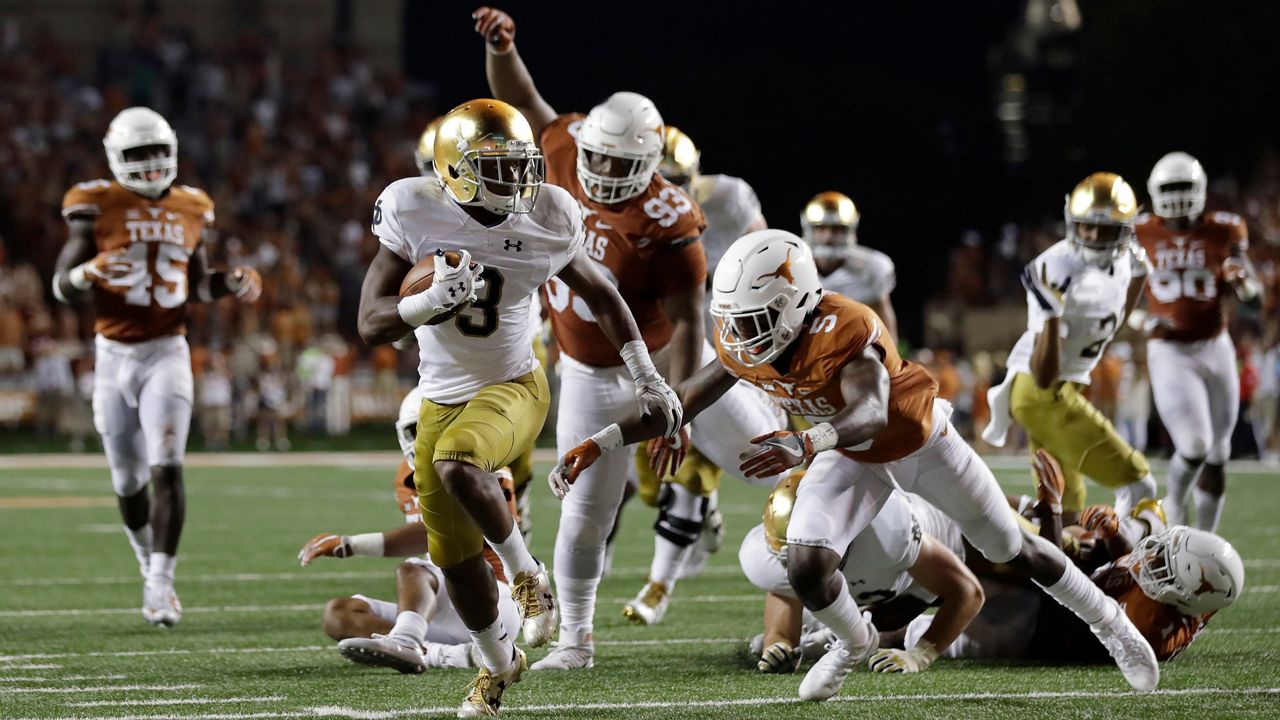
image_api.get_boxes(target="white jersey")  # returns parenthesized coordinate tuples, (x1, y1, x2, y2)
(820, 245, 896, 304)
(1005, 240, 1136, 384)
(373, 178, 584, 404)
(689, 174, 763, 273)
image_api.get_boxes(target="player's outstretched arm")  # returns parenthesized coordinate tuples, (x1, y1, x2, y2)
(51, 218, 102, 304)
(739, 346, 890, 479)
(188, 235, 261, 304)
(297, 522, 428, 566)
(474, 6, 557, 138)
(869, 535, 983, 673)
(357, 245, 415, 346)
(660, 282, 707, 388)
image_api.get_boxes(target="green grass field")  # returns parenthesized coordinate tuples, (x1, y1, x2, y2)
(2, 454, 1279, 719)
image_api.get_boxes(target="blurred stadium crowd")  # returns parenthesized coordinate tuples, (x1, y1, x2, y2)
(2, 13, 1279, 459)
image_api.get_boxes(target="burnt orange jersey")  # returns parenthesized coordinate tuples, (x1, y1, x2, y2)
(1136, 212, 1248, 343)
(393, 459, 512, 583)
(61, 179, 213, 343)
(1092, 557, 1213, 661)
(540, 115, 708, 367)
(716, 294, 938, 464)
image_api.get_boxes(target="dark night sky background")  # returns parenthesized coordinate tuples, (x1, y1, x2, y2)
(405, 1, 1280, 342)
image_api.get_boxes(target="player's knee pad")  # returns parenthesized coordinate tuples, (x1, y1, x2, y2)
(1206, 439, 1231, 466)
(559, 507, 610, 550)
(109, 461, 149, 498)
(1174, 434, 1211, 462)
(654, 483, 707, 548)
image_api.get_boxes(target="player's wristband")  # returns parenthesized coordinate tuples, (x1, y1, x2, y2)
(589, 424, 625, 454)
(397, 287, 446, 328)
(802, 423, 839, 454)
(620, 340, 658, 383)
(347, 533, 385, 557)
(68, 264, 91, 291)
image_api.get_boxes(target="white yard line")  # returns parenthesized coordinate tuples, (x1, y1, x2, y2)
(0, 683, 200, 695)
(0, 674, 124, 683)
(68, 695, 286, 708)
(0, 664, 61, 670)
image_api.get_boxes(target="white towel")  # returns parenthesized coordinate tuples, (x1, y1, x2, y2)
(981, 373, 1016, 447)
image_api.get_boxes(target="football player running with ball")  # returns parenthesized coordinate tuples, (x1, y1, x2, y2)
(1137, 152, 1264, 532)
(985, 173, 1158, 524)
(53, 107, 261, 628)
(473, 6, 788, 663)
(357, 99, 681, 717)
(552, 230, 1159, 700)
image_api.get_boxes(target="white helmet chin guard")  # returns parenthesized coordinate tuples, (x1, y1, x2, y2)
(1148, 151, 1207, 220)
(710, 229, 824, 368)
(104, 107, 178, 198)
(1131, 525, 1244, 615)
(575, 91, 664, 204)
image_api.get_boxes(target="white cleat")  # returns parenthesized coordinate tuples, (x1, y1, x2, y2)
(457, 647, 527, 718)
(621, 580, 670, 626)
(1093, 599, 1160, 691)
(337, 634, 427, 674)
(141, 580, 182, 628)
(510, 562, 557, 648)
(798, 632, 878, 702)
(425, 642, 481, 670)
(678, 510, 725, 580)
(529, 641, 595, 670)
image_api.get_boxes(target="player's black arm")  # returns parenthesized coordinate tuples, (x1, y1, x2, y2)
(357, 245, 415, 346)
(827, 345, 892, 448)
(612, 359, 739, 445)
(479, 11, 557, 137)
(906, 535, 985, 653)
(51, 217, 98, 304)
(381, 522, 430, 557)
(866, 294, 899, 341)
(1028, 317, 1062, 389)
(556, 251, 644, 351)
(660, 267, 708, 388)
(187, 231, 234, 304)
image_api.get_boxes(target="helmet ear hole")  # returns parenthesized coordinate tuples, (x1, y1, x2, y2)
(448, 164, 460, 180)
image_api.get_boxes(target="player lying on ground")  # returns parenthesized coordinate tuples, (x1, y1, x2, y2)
(552, 229, 1160, 701)
(740, 474, 983, 674)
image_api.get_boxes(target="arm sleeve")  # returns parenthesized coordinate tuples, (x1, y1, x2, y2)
(371, 186, 409, 262)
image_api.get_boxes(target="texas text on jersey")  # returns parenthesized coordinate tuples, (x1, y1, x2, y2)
(540, 114, 708, 367)
(61, 179, 214, 343)
(715, 294, 938, 464)
(1136, 211, 1248, 343)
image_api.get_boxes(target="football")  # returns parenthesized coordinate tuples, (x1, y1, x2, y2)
(399, 250, 474, 325)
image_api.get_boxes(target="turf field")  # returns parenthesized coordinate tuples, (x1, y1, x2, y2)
(2, 453, 1279, 719)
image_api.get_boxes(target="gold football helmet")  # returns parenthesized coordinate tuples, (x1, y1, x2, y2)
(413, 117, 443, 177)
(658, 126, 700, 189)
(1064, 172, 1138, 267)
(763, 472, 803, 557)
(434, 99, 544, 215)
(800, 191, 860, 268)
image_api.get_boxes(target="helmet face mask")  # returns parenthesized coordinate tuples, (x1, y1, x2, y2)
(576, 143, 659, 204)
(712, 296, 791, 367)
(104, 108, 178, 198)
(1064, 172, 1138, 268)
(574, 91, 664, 205)
(434, 99, 543, 216)
(1131, 526, 1244, 615)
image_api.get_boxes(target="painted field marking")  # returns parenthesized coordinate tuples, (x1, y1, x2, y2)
(0, 682, 200, 694)
(68, 695, 286, 708)
(0, 496, 116, 509)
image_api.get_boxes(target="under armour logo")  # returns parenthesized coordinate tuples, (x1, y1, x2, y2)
(447, 281, 465, 298)
(504, 239, 523, 252)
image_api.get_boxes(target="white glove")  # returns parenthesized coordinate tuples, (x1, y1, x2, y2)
(397, 250, 486, 327)
(1020, 261, 1069, 319)
(868, 640, 939, 674)
(634, 374, 683, 438)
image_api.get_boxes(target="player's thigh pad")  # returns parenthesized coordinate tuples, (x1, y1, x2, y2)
(1148, 338, 1215, 460)
(786, 450, 893, 553)
(136, 338, 194, 467)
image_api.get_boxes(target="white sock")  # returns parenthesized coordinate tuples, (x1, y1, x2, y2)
(1037, 559, 1118, 627)
(1193, 488, 1224, 532)
(468, 616, 515, 674)
(1164, 455, 1201, 526)
(490, 525, 539, 580)
(1114, 474, 1157, 517)
(554, 574, 599, 645)
(388, 610, 428, 644)
(124, 525, 152, 574)
(147, 552, 177, 584)
(425, 642, 473, 669)
(648, 535, 686, 587)
(809, 581, 874, 656)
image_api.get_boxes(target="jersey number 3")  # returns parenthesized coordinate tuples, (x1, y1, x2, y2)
(454, 267, 504, 337)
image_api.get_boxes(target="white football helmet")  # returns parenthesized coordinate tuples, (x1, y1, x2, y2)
(1132, 526, 1244, 615)
(104, 107, 178, 198)
(575, 92, 664, 204)
(395, 387, 423, 465)
(710, 229, 823, 367)
(1148, 151, 1207, 220)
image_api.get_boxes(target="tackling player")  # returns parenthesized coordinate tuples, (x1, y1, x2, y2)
(552, 230, 1159, 700)
(799, 192, 898, 338)
(1137, 152, 1263, 531)
(985, 173, 1158, 524)
(474, 6, 787, 663)
(357, 98, 681, 717)
(53, 107, 261, 627)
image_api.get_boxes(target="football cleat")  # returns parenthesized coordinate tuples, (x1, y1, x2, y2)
(528, 640, 594, 670)
(678, 509, 724, 580)
(337, 634, 427, 674)
(1092, 598, 1160, 691)
(425, 642, 481, 670)
(457, 647, 527, 718)
(798, 631, 879, 702)
(141, 580, 182, 628)
(622, 580, 670, 626)
(510, 562, 557, 647)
